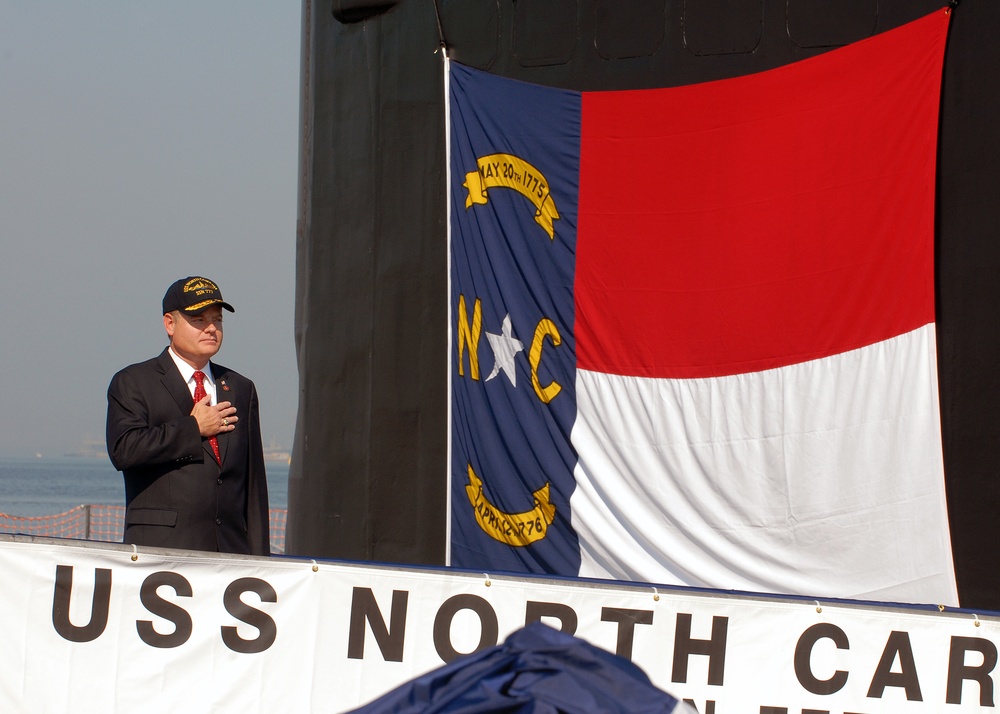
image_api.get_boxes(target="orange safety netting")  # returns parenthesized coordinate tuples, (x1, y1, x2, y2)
(0, 506, 288, 554)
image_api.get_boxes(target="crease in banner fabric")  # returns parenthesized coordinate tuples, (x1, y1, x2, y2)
(448, 8, 958, 604)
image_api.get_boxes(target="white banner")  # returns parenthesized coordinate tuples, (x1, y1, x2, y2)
(0, 535, 996, 713)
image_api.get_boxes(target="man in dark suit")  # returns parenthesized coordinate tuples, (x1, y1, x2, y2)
(106, 276, 270, 554)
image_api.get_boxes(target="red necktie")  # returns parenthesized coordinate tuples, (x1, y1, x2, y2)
(193, 370, 221, 464)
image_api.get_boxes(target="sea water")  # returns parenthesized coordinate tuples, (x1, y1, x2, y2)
(0, 456, 289, 517)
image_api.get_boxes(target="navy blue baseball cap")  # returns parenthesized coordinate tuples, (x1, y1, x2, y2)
(162, 276, 235, 315)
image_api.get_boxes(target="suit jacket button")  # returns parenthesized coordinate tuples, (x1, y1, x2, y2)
(216, 518, 222, 525)
(217, 478, 223, 484)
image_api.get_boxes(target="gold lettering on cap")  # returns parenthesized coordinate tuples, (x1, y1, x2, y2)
(183, 278, 219, 294)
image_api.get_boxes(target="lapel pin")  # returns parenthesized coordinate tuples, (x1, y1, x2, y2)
(221, 380, 230, 392)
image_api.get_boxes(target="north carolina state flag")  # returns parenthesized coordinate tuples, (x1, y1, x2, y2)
(448, 9, 957, 604)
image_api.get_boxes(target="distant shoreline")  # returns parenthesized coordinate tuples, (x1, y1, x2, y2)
(0, 454, 289, 517)
(59, 441, 291, 463)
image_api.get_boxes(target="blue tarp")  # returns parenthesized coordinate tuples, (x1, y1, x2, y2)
(348, 622, 693, 713)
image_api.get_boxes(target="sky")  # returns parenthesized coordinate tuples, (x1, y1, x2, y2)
(0, 3, 302, 458)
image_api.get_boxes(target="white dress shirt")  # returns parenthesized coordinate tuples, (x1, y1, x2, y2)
(167, 347, 217, 406)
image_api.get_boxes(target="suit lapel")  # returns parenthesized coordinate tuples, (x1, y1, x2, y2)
(158, 349, 224, 467)
(157, 349, 196, 414)
(213, 363, 232, 466)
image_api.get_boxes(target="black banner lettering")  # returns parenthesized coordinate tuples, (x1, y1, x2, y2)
(601, 607, 653, 660)
(136, 571, 193, 649)
(221, 577, 277, 654)
(433, 594, 498, 663)
(795, 623, 849, 695)
(866, 630, 922, 701)
(51, 565, 112, 643)
(946, 635, 997, 706)
(347, 587, 409, 662)
(672, 613, 727, 686)
(524, 600, 577, 635)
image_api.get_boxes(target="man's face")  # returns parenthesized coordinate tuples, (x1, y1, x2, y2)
(164, 305, 224, 368)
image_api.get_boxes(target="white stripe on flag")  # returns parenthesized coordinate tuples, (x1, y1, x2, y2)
(570, 323, 958, 604)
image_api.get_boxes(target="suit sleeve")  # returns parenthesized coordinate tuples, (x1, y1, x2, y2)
(106, 368, 203, 471)
(245, 382, 271, 555)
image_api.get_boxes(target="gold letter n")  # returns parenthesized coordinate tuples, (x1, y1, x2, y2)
(457, 294, 482, 380)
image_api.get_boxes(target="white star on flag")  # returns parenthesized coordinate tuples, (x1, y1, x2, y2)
(485, 313, 523, 386)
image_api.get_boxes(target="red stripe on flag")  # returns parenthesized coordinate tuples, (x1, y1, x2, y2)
(575, 10, 950, 379)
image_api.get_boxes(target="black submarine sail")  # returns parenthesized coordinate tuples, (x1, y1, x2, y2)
(289, 0, 1000, 610)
